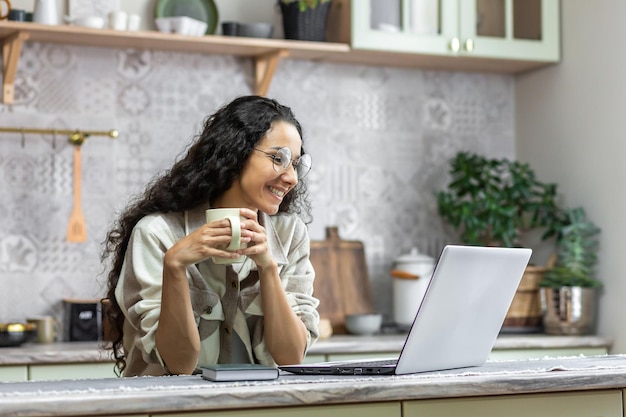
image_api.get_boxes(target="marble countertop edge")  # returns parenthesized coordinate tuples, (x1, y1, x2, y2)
(1, 371, 625, 417)
(1, 356, 626, 417)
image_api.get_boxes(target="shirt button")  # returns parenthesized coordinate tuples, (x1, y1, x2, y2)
(203, 306, 212, 314)
(224, 327, 231, 334)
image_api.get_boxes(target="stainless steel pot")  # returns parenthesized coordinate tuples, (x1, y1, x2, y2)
(0, 322, 37, 347)
(391, 248, 435, 329)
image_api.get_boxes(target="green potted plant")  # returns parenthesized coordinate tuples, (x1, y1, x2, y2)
(436, 151, 567, 332)
(279, 0, 332, 41)
(436, 152, 565, 247)
(539, 207, 601, 335)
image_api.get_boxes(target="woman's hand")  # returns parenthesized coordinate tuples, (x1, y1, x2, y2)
(165, 217, 251, 270)
(238, 208, 275, 269)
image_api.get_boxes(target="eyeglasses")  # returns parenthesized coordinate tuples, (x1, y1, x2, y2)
(254, 147, 312, 178)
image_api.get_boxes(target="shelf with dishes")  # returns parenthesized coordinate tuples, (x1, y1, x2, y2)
(0, 18, 557, 104)
(0, 21, 350, 104)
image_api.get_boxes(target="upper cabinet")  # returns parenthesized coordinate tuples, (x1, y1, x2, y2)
(328, 0, 560, 71)
(459, 0, 559, 61)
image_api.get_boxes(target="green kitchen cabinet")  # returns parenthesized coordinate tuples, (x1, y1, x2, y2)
(29, 362, 117, 381)
(333, 0, 559, 62)
(403, 390, 622, 417)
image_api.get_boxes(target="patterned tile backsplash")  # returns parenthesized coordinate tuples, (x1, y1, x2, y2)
(0, 41, 515, 328)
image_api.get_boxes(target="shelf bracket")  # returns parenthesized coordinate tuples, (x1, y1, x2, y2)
(2, 31, 30, 104)
(254, 49, 289, 97)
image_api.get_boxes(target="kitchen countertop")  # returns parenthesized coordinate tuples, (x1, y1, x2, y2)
(0, 334, 612, 366)
(309, 333, 612, 354)
(1, 354, 626, 417)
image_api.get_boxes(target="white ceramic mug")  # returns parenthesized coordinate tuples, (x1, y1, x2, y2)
(108, 10, 127, 31)
(26, 316, 58, 343)
(205, 208, 246, 264)
(33, 0, 58, 25)
(127, 14, 141, 31)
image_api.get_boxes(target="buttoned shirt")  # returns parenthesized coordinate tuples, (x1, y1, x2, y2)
(115, 203, 320, 376)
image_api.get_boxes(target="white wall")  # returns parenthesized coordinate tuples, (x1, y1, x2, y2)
(516, 0, 626, 352)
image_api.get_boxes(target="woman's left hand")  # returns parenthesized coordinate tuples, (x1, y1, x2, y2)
(238, 208, 275, 269)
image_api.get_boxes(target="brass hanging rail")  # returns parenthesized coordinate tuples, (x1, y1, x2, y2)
(0, 127, 118, 145)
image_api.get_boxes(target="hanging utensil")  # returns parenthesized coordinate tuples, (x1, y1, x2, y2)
(66, 143, 86, 242)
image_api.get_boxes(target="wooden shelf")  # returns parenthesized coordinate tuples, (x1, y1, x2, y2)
(0, 21, 350, 103)
(0, 21, 554, 104)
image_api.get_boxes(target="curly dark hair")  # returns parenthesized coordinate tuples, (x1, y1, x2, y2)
(100, 95, 312, 374)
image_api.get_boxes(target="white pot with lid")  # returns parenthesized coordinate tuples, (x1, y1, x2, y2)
(391, 247, 435, 328)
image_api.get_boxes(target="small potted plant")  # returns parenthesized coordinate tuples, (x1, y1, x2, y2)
(540, 207, 601, 335)
(436, 151, 567, 331)
(279, 0, 332, 42)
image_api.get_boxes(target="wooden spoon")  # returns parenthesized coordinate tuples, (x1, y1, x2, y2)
(66, 145, 86, 242)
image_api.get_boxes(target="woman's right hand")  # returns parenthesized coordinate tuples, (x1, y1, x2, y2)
(164, 219, 251, 269)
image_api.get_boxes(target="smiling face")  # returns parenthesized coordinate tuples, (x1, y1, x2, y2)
(214, 120, 303, 214)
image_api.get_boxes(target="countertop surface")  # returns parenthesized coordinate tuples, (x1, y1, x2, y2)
(0, 334, 613, 366)
(1, 355, 626, 417)
(309, 333, 612, 354)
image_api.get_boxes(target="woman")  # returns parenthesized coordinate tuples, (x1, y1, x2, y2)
(102, 96, 319, 377)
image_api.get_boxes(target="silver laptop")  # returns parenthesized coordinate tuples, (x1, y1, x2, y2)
(280, 245, 532, 376)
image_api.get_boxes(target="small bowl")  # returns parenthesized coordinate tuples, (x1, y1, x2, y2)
(65, 16, 105, 29)
(0, 322, 37, 347)
(237, 22, 274, 38)
(345, 313, 383, 335)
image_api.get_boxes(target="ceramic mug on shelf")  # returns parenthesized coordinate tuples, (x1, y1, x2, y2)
(205, 208, 247, 264)
(127, 13, 141, 31)
(8, 9, 25, 21)
(108, 10, 127, 31)
(33, 0, 58, 25)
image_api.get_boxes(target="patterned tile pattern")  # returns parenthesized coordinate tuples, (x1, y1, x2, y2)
(0, 43, 515, 326)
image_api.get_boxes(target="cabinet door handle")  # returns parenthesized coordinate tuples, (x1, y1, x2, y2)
(449, 37, 460, 52)
(464, 38, 475, 52)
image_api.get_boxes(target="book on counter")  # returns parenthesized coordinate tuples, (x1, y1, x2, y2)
(201, 363, 279, 381)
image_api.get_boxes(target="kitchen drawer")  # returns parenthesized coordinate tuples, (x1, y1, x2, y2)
(29, 362, 117, 381)
(404, 390, 622, 417)
(0, 365, 28, 381)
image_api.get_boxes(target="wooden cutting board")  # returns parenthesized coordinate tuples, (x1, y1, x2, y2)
(309, 226, 374, 334)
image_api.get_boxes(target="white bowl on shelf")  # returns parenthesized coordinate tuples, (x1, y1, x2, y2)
(65, 15, 105, 29)
(155, 16, 208, 37)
